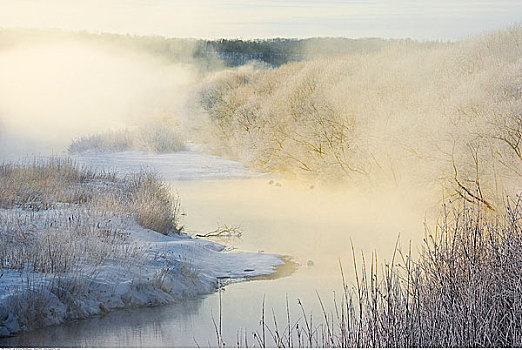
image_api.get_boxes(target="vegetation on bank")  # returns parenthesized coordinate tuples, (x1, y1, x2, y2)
(0, 157, 180, 235)
(68, 124, 185, 154)
(197, 26, 522, 209)
(0, 158, 184, 334)
(224, 197, 522, 348)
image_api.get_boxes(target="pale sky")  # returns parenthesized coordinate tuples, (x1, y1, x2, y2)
(0, 0, 521, 40)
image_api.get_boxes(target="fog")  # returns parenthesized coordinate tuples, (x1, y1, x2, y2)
(0, 38, 196, 159)
(0, 19, 521, 348)
(1, 27, 520, 209)
(173, 177, 438, 264)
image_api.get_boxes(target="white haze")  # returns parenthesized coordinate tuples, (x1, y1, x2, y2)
(0, 40, 196, 160)
(0, 0, 521, 40)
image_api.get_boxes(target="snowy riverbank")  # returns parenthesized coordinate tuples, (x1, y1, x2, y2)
(0, 208, 284, 336)
(0, 152, 284, 337)
(71, 144, 266, 181)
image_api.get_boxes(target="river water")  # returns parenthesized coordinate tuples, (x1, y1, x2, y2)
(0, 151, 433, 347)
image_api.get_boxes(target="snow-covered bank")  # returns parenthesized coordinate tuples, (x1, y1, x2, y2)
(71, 145, 266, 181)
(0, 209, 284, 337)
(0, 155, 284, 337)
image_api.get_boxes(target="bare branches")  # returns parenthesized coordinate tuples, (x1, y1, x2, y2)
(451, 144, 496, 211)
(196, 224, 242, 238)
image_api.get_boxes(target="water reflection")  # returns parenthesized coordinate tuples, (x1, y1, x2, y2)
(0, 296, 206, 347)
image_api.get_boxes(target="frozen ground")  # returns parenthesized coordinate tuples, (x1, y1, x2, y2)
(0, 148, 283, 337)
(71, 143, 266, 180)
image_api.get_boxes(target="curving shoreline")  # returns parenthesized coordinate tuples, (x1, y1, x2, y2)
(0, 220, 285, 337)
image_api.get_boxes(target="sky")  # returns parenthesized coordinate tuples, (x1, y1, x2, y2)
(0, 0, 521, 40)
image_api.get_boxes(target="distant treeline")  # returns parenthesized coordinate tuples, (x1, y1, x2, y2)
(194, 37, 401, 66)
(0, 28, 414, 67)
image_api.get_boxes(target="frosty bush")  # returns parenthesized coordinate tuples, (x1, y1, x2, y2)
(0, 157, 181, 237)
(68, 124, 185, 154)
(197, 26, 522, 208)
(234, 197, 522, 348)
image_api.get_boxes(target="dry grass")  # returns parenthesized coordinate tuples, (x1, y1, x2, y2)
(227, 197, 522, 347)
(0, 157, 104, 210)
(128, 171, 181, 234)
(0, 157, 180, 234)
(0, 157, 182, 275)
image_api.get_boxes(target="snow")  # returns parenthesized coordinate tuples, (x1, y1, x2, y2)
(0, 218, 284, 336)
(71, 144, 265, 181)
(0, 148, 284, 336)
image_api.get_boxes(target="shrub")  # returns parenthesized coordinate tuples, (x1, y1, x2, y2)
(196, 26, 522, 207)
(68, 124, 185, 154)
(128, 172, 181, 235)
(0, 157, 181, 236)
(244, 197, 522, 347)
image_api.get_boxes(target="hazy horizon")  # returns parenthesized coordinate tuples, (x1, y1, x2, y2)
(1, 0, 521, 41)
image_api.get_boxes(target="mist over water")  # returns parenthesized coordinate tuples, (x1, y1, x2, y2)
(0, 23, 520, 347)
(0, 176, 435, 347)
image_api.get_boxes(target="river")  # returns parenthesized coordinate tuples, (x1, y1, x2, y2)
(0, 151, 432, 347)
